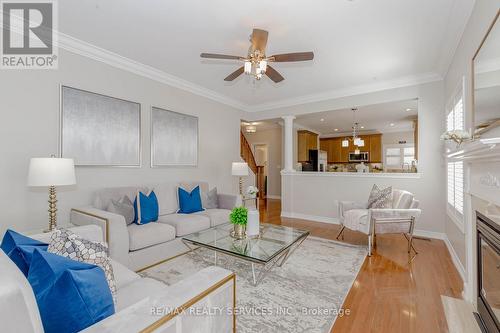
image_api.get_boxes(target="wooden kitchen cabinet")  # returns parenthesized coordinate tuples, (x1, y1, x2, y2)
(320, 134, 382, 163)
(298, 130, 318, 162)
(369, 134, 382, 162)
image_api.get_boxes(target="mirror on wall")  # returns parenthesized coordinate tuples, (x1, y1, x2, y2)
(473, 12, 500, 138)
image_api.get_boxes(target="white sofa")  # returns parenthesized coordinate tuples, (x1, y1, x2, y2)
(0, 225, 236, 333)
(70, 181, 241, 271)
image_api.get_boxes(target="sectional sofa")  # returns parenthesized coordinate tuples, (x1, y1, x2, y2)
(0, 225, 236, 333)
(70, 181, 241, 271)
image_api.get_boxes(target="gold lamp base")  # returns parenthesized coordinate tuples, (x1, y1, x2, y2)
(45, 185, 58, 232)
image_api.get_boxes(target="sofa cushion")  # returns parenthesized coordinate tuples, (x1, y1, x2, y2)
(158, 213, 210, 236)
(93, 186, 148, 211)
(28, 249, 114, 333)
(134, 190, 159, 225)
(178, 186, 204, 214)
(127, 223, 176, 251)
(179, 181, 209, 207)
(107, 196, 135, 225)
(197, 209, 231, 227)
(115, 277, 165, 311)
(0, 229, 48, 276)
(154, 182, 179, 215)
(204, 187, 219, 209)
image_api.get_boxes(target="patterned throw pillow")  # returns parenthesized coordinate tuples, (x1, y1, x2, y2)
(48, 229, 117, 304)
(367, 184, 393, 208)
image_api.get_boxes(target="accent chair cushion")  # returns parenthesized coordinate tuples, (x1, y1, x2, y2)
(343, 209, 370, 234)
(158, 213, 211, 236)
(367, 184, 393, 209)
(28, 249, 115, 333)
(392, 189, 414, 209)
(197, 208, 231, 227)
(0, 229, 48, 276)
(127, 222, 176, 251)
(134, 190, 159, 224)
(107, 195, 135, 225)
(178, 186, 204, 214)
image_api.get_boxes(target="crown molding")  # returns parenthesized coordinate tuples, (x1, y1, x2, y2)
(57, 32, 247, 111)
(57, 32, 443, 114)
(245, 72, 443, 112)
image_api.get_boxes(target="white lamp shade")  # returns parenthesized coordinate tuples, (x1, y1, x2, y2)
(231, 162, 249, 176)
(28, 157, 76, 187)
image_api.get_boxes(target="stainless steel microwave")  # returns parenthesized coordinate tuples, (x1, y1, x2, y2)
(348, 152, 369, 162)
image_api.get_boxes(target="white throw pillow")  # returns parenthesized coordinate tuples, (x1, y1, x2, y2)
(48, 228, 117, 304)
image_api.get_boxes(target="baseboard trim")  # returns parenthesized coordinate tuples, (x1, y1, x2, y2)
(281, 211, 340, 224)
(413, 229, 446, 240)
(443, 236, 467, 283)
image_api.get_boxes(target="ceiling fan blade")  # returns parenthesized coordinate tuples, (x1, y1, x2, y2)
(271, 52, 314, 62)
(250, 29, 269, 52)
(224, 66, 245, 81)
(200, 53, 242, 60)
(265, 65, 284, 83)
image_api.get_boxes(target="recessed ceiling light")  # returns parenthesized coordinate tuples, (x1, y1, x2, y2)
(251, 122, 259, 125)
(320, 118, 325, 122)
(390, 123, 395, 127)
(360, 126, 364, 129)
(405, 108, 412, 112)
(334, 128, 339, 131)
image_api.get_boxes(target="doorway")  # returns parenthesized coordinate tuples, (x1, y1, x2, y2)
(253, 144, 268, 198)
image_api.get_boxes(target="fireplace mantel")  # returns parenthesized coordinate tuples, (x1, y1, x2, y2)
(446, 138, 500, 163)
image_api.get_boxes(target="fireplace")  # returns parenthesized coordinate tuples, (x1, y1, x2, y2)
(475, 211, 500, 333)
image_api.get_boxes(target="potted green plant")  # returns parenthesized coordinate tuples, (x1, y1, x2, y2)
(229, 206, 248, 239)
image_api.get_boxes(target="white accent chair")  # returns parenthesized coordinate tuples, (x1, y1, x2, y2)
(70, 181, 241, 271)
(337, 189, 421, 260)
(0, 225, 236, 333)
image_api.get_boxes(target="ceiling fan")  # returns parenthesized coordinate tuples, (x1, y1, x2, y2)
(200, 28, 314, 83)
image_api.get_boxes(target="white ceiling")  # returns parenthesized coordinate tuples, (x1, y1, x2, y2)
(295, 99, 418, 135)
(58, 0, 474, 111)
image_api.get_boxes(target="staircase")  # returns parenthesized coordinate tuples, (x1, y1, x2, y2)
(240, 131, 258, 174)
(240, 131, 266, 197)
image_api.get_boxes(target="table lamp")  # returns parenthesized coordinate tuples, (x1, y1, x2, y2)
(231, 162, 248, 195)
(28, 156, 76, 232)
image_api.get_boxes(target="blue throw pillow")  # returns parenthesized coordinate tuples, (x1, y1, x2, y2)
(178, 186, 204, 214)
(134, 190, 159, 224)
(28, 249, 115, 333)
(0, 229, 48, 276)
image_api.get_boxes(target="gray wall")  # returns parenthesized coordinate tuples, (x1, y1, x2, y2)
(0, 49, 242, 234)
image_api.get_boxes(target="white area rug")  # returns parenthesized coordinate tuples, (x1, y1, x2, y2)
(140, 236, 366, 333)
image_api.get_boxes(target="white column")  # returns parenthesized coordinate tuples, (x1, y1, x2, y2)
(282, 115, 296, 172)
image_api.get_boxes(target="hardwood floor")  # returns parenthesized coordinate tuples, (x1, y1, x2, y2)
(258, 198, 463, 333)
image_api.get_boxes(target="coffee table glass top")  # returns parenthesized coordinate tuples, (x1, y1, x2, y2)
(182, 223, 309, 263)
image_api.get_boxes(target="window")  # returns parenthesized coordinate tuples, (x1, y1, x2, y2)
(446, 95, 464, 131)
(384, 145, 415, 169)
(446, 79, 465, 223)
(447, 161, 464, 215)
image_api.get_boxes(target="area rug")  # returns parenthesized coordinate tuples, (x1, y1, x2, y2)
(140, 237, 366, 333)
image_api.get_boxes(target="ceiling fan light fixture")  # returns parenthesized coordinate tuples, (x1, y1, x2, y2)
(244, 61, 252, 74)
(259, 60, 267, 73)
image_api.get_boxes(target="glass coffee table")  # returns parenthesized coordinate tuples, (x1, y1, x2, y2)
(182, 223, 309, 286)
